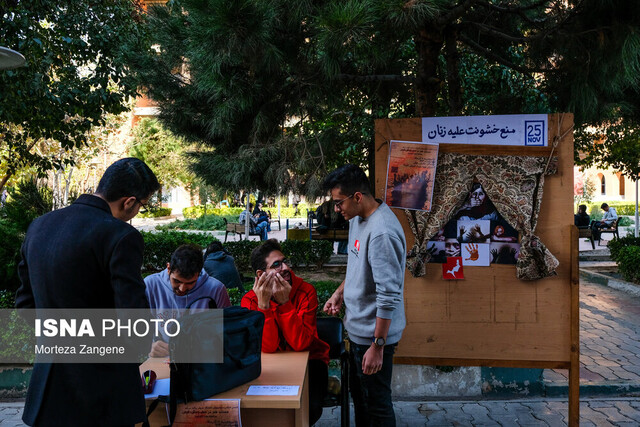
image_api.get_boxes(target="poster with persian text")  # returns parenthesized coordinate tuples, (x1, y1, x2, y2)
(385, 140, 439, 211)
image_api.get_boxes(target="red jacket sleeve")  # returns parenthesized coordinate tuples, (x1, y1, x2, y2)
(274, 284, 318, 352)
(241, 291, 280, 353)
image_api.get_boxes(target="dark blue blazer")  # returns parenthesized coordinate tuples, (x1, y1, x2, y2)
(16, 194, 149, 426)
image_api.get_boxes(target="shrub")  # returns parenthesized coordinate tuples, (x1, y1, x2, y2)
(281, 240, 334, 268)
(615, 246, 640, 284)
(3, 179, 53, 232)
(608, 235, 640, 261)
(183, 205, 244, 218)
(0, 219, 24, 293)
(225, 240, 262, 273)
(141, 230, 216, 273)
(0, 289, 15, 308)
(137, 207, 172, 218)
(586, 202, 638, 217)
(183, 204, 314, 219)
(309, 280, 342, 317)
(157, 214, 238, 231)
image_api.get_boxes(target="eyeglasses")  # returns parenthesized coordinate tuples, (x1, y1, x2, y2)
(268, 258, 290, 271)
(136, 198, 149, 212)
(334, 194, 354, 209)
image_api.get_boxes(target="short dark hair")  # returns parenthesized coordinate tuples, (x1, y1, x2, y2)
(95, 157, 160, 202)
(169, 244, 204, 277)
(578, 204, 587, 213)
(250, 238, 282, 272)
(204, 240, 225, 259)
(322, 164, 371, 195)
(600, 203, 609, 209)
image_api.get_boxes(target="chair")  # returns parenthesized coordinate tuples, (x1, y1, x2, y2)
(316, 316, 349, 427)
(577, 226, 595, 249)
(598, 217, 621, 246)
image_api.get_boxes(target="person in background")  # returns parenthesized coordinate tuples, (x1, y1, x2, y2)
(242, 239, 329, 426)
(239, 202, 269, 240)
(145, 244, 231, 357)
(203, 241, 244, 293)
(591, 203, 618, 240)
(574, 204, 591, 227)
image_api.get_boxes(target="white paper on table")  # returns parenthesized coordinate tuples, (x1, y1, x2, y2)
(246, 385, 299, 396)
(144, 377, 170, 399)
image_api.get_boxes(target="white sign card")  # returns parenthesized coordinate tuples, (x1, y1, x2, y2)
(246, 385, 299, 396)
(422, 114, 547, 146)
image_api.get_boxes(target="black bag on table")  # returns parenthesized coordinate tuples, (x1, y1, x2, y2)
(169, 302, 265, 422)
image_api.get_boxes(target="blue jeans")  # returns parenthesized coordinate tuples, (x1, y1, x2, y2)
(349, 341, 397, 427)
(255, 222, 268, 240)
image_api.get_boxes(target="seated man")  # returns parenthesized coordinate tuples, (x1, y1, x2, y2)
(203, 241, 244, 292)
(239, 202, 269, 240)
(574, 204, 590, 227)
(591, 203, 618, 240)
(241, 239, 329, 426)
(145, 244, 231, 357)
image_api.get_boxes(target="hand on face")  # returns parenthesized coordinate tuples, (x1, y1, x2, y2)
(253, 271, 274, 310)
(271, 272, 291, 305)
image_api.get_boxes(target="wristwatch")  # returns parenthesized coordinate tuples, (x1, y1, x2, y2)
(372, 336, 386, 347)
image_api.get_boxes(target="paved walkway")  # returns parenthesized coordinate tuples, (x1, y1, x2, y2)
(543, 277, 640, 391)
(1, 397, 638, 426)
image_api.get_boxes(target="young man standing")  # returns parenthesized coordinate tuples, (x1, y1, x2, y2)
(16, 158, 160, 426)
(323, 164, 406, 427)
(241, 239, 329, 426)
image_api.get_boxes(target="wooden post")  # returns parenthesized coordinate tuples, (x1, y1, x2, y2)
(569, 225, 580, 426)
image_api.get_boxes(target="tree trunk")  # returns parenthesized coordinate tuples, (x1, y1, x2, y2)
(444, 26, 463, 115)
(0, 172, 13, 194)
(415, 27, 445, 117)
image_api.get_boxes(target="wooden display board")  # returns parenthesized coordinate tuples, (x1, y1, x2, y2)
(374, 114, 579, 425)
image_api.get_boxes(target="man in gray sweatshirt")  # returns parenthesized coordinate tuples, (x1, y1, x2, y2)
(323, 164, 406, 427)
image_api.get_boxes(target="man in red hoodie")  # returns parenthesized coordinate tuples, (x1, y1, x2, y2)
(241, 239, 329, 426)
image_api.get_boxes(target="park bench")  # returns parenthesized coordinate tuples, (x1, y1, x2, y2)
(598, 217, 621, 246)
(223, 218, 261, 242)
(577, 226, 595, 250)
(311, 228, 349, 241)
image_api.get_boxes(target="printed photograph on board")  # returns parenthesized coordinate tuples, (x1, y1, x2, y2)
(457, 219, 491, 243)
(385, 140, 439, 211)
(490, 242, 520, 265)
(461, 243, 491, 266)
(490, 219, 519, 242)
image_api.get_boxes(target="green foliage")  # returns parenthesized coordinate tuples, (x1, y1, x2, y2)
(0, 311, 35, 363)
(280, 240, 334, 269)
(182, 204, 311, 220)
(0, 290, 16, 309)
(183, 206, 244, 219)
(576, 121, 640, 183)
(141, 231, 215, 273)
(586, 202, 639, 217)
(137, 207, 173, 218)
(309, 280, 342, 318)
(226, 287, 245, 307)
(614, 246, 640, 284)
(0, 1, 147, 188)
(574, 174, 596, 205)
(224, 240, 263, 273)
(158, 214, 236, 231)
(0, 220, 24, 293)
(608, 235, 640, 261)
(129, 118, 198, 188)
(3, 179, 53, 232)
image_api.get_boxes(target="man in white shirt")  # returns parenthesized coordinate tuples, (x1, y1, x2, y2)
(591, 203, 618, 241)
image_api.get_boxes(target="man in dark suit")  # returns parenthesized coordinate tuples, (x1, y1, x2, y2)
(15, 158, 160, 426)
